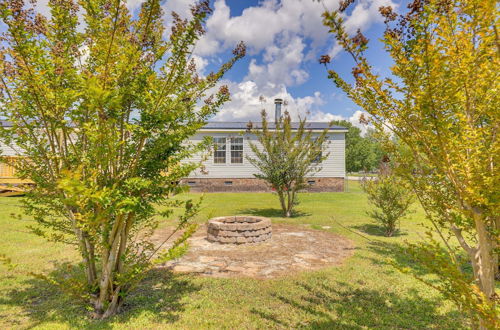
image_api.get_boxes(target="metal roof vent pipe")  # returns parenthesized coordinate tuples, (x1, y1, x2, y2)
(274, 98, 283, 123)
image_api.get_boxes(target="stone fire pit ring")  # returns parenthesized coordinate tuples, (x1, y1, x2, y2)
(207, 216, 272, 244)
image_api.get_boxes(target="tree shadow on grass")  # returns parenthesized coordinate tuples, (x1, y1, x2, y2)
(0, 262, 200, 328)
(364, 239, 474, 283)
(251, 280, 466, 329)
(238, 208, 310, 218)
(351, 223, 407, 237)
(350, 239, 436, 280)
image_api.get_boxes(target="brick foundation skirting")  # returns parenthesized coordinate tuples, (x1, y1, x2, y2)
(180, 177, 345, 192)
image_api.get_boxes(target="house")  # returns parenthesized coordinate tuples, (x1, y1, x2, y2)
(181, 99, 347, 192)
(0, 99, 347, 192)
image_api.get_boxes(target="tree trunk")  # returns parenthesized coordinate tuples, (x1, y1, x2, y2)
(83, 233, 97, 285)
(100, 285, 124, 319)
(470, 212, 497, 330)
(451, 211, 497, 329)
(95, 217, 133, 319)
(95, 215, 126, 317)
(69, 212, 97, 287)
(278, 192, 287, 217)
(285, 190, 294, 218)
(473, 213, 496, 298)
(494, 217, 500, 280)
(116, 215, 132, 274)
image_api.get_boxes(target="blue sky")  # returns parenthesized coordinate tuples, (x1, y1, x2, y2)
(34, 0, 403, 125)
(160, 0, 403, 125)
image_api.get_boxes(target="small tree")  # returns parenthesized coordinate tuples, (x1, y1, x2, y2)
(321, 0, 499, 327)
(0, 0, 244, 318)
(361, 163, 413, 236)
(247, 110, 331, 217)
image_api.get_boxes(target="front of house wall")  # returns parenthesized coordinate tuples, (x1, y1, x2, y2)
(182, 130, 346, 192)
(180, 177, 345, 192)
(1, 126, 347, 191)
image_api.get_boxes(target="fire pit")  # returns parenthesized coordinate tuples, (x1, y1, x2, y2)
(207, 216, 272, 244)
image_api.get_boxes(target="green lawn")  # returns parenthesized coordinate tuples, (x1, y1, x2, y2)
(347, 172, 378, 177)
(0, 182, 466, 329)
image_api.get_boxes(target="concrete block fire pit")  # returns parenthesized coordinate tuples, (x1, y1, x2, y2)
(207, 216, 272, 244)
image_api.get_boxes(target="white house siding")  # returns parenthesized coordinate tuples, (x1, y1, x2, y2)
(185, 131, 346, 179)
(1, 128, 346, 181)
(0, 141, 17, 156)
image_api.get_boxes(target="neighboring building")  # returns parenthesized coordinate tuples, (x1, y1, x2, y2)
(0, 124, 21, 186)
(0, 100, 347, 191)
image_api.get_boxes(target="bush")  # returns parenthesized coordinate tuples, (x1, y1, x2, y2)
(361, 170, 413, 236)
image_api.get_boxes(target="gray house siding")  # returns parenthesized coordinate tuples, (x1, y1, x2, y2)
(181, 122, 347, 192)
(185, 131, 346, 179)
(0, 121, 347, 191)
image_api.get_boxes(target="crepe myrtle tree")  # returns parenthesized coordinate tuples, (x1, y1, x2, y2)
(320, 0, 499, 327)
(0, 0, 244, 318)
(361, 161, 413, 237)
(247, 110, 331, 217)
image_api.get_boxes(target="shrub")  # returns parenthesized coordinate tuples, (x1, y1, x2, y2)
(361, 169, 413, 236)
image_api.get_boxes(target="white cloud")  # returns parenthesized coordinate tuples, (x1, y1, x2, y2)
(347, 110, 371, 134)
(246, 36, 308, 87)
(210, 78, 372, 135)
(34, 0, 51, 17)
(193, 0, 397, 124)
(213, 80, 328, 123)
(344, 0, 396, 34)
(328, 0, 398, 57)
(191, 54, 208, 75)
(31, 0, 392, 128)
(195, 0, 341, 56)
(126, 0, 145, 13)
(161, 0, 195, 24)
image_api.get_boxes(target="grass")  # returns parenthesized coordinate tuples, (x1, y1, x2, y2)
(0, 182, 466, 329)
(347, 172, 378, 177)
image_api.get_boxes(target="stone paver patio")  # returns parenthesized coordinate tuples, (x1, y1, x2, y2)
(153, 223, 355, 279)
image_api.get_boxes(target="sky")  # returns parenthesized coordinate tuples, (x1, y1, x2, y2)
(34, 0, 402, 127)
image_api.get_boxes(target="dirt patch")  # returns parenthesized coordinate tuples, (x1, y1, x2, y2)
(151, 224, 355, 279)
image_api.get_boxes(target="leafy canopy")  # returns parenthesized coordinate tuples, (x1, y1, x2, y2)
(321, 0, 498, 327)
(361, 163, 413, 237)
(0, 0, 244, 318)
(331, 119, 383, 172)
(247, 110, 331, 217)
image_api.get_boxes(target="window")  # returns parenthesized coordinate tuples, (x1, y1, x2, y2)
(230, 137, 243, 163)
(214, 137, 226, 163)
(312, 137, 324, 163)
(312, 151, 322, 163)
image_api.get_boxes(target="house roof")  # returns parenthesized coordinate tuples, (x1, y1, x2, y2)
(0, 120, 347, 132)
(201, 122, 347, 131)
